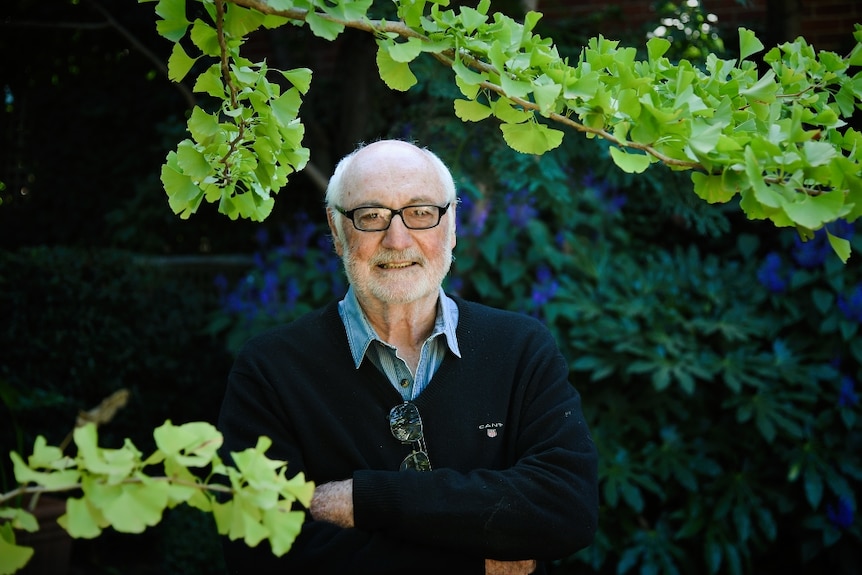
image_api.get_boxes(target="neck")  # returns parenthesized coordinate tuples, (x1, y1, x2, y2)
(358, 292, 439, 352)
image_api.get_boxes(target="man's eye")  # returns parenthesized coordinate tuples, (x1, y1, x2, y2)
(358, 210, 383, 221)
(408, 207, 431, 217)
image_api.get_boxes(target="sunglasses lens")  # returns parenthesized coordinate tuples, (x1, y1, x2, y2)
(389, 402, 423, 442)
(389, 402, 431, 471)
(400, 450, 431, 472)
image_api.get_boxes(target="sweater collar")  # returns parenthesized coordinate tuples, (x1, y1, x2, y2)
(337, 285, 461, 369)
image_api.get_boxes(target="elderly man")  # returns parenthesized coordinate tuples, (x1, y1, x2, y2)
(217, 140, 598, 574)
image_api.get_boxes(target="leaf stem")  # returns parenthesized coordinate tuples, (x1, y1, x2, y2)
(0, 475, 233, 508)
(215, 0, 246, 176)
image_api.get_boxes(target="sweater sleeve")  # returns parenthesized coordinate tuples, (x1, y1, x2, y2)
(352, 318, 599, 560)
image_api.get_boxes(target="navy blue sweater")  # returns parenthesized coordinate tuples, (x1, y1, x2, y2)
(218, 296, 598, 574)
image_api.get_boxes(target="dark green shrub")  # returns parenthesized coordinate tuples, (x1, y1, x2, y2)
(0, 246, 233, 574)
(204, 6, 861, 574)
(209, 123, 861, 575)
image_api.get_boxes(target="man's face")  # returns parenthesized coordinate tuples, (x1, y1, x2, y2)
(329, 142, 456, 308)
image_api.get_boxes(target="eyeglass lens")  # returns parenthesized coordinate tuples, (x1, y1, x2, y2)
(389, 402, 431, 471)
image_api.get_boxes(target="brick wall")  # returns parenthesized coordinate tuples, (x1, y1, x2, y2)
(796, 0, 862, 52)
(535, 0, 859, 54)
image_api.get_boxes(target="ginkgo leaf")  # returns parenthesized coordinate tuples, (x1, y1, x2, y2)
(501, 122, 564, 155)
(387, 38, 425, 63)
(827, 230, 852, 263)
(190, 19, 220, 56)
(154, 0, 190, 42)
(167, 43, 197, 83)
(187, 107, 220, 143)
(97, 481, 170, 533)
(454, 99, 493, 122)
(0, 533, 34, 575)
(692, 172, 737, 204)
(59, 497, 107, 539)
(739, 28, 765, 61)
(263, 506, 305, 556)
(376, 45, 418, 91)
(176, 142, 212, 181)
(782, 191, 847, 230)
(609, 147, 651, 174)
(306, 12, 344, 41)
(282, 68, 313, 94)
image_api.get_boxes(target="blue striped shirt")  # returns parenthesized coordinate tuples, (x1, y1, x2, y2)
(337, 286, 461, 401)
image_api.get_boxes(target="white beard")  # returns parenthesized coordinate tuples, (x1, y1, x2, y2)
(341, 242, 453, 305)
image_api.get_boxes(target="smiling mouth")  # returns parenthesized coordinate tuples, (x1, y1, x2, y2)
(379, 262, 416, 269)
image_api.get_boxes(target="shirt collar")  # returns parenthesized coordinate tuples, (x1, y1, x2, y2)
(338, 285, 461, 369)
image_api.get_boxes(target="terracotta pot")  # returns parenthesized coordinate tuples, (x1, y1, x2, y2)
(15, 496, 72, 575)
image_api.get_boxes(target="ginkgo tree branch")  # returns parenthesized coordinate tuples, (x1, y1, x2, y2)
(142, 0, 862, 260)
(430, 50, 706, 171)
(0, 388, 315, 575)
(0, 421, 314, 575)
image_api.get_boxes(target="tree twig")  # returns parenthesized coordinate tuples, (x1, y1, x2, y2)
(85, 0, 196, 109)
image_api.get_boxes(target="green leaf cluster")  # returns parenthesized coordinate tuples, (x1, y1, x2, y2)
(0, 422, 313, 574)
(404, 4, 862, 255)
(147, 0, 315, 221)
(143, 0, 862, 258)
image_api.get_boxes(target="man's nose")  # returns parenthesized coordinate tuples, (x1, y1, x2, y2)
(381, 213, 414, 249)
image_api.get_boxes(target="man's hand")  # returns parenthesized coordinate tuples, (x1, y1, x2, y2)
(310, 479, 354, 528)
(485, 559, 536, 575)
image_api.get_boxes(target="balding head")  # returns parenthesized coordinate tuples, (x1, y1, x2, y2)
(325, 140, 457, 212)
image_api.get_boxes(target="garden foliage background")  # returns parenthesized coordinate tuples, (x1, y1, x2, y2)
(1, 0, 861, 573)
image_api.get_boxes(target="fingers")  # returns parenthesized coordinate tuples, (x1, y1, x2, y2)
(484, 559, 537, 575)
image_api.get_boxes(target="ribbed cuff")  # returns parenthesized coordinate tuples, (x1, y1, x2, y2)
(352, 469, 405, 531)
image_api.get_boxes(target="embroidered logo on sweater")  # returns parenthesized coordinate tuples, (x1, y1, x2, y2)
(479, 422, 503, 438)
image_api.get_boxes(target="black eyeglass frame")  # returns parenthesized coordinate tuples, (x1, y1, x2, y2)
(336, 203, 451, 232)
(388, 402, 432, 472)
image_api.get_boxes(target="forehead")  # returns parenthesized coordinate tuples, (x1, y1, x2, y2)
(342, 144, 447, 207)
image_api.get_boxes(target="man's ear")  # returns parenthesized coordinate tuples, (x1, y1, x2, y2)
(326, 208, 344, 257)
(449, 215, 457, 250)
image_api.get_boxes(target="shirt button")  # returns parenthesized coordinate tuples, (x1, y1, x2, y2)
(400, 378, 410, 388)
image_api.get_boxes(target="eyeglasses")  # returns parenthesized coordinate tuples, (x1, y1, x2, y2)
(388, 402, 431, 471)
(337, 203, 451, 232)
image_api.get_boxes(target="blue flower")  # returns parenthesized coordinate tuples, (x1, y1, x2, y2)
(838, 284, 862, 323)
(793, 220, 856, 268)
(826, 497, 854, 529)
(830, 219, 856, 241)
(792, 233, 830, 269)
(756, 252, 790, 294)
(457, 194, 490, 238)
(254, 227, 270, 248)
(284, 277, 300, 309)
(504, 188, 537, 229)
(317, 234, 334, 253)
(555, 231, 566, 249)
(582, 172, 626, 215)
(213, 273, 228, 294)
(446, 275, 464, 295)
(838, 376, 859, 407)
(257, 270, 279, 306)
(594, 185, 626, 215)
(278, 212, 317, 258)
(529, 265, 560, 312)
